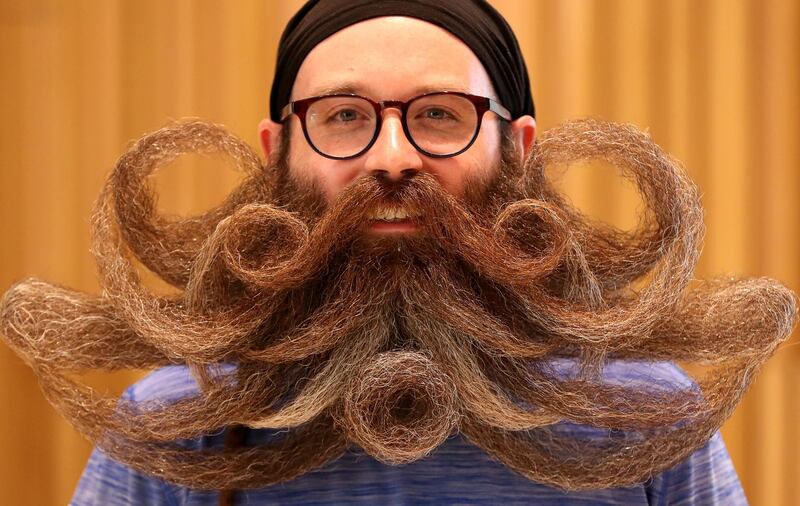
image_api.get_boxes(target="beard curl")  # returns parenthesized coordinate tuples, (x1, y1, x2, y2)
(0, 118, 796, 491)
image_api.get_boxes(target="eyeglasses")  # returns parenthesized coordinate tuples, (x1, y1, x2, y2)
(279, 91, 512, 160)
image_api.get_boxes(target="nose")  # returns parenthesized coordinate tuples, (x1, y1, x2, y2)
(361, 109, 423, 182)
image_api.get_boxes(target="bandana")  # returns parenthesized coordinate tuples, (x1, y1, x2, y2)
(269, 0, 535, 121)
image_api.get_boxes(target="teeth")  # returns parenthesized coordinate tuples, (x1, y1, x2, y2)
(368, 206, 418, 221)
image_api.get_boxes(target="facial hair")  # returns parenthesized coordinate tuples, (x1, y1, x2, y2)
(0, 118, 796, 491)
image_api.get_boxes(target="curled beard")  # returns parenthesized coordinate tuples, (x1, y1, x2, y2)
(0, 119, 796, 491)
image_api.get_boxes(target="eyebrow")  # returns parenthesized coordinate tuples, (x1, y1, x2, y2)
(303, 81, 470, 100)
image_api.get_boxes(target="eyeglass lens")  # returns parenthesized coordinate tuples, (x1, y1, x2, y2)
(305, 94, 479, 158)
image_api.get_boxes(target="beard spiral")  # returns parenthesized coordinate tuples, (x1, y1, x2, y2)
(0, 118, 795, 491)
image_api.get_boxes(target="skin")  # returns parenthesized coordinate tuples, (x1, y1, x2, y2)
(258, 16, 536, 233)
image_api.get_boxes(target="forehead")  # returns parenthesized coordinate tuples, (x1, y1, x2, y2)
(291, 16, 497, 102)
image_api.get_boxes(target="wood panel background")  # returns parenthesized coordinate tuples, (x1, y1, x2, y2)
(0, 1, 797, 504)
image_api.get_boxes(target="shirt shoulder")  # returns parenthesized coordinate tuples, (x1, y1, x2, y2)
(70, 366, 211, 506)
(123, 364, 219, 402)
(549, 358, 697, 388)
(601, 361, 746, 505)
(645, 430, 747, 506)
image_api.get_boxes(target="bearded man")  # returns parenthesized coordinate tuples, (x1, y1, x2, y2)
(1, 1, 796, 505)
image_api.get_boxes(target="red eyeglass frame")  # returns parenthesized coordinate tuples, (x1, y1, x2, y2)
(279, 91, 512, 160)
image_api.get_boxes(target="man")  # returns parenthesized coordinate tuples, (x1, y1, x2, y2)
(1, 0, 794, 505)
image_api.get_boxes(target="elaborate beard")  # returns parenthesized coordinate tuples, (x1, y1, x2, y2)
(0, 119, 796, 491)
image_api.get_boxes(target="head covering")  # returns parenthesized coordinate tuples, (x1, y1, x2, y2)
(269, 0, 535, 122)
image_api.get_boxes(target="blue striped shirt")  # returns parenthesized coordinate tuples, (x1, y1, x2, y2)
(71, 363, 748, 505)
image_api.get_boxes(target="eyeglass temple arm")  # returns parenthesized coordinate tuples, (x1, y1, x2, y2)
(489, 99, 512, 121)
(279, 102, 295, 122)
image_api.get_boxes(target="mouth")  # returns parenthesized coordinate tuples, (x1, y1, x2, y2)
(366, 205, 421, 233)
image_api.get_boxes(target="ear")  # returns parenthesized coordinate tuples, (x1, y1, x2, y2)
(510, 114, 536, 163)
(258, 117, 284, 164)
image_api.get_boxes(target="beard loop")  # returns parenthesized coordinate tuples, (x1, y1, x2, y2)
(335, 350, 461, 464)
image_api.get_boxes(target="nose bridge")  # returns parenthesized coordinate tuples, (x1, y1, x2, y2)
(362, 99, 421, 179)
(379, 99, 405, 112)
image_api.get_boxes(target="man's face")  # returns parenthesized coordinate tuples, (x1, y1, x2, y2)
(262, 16, 529, 236)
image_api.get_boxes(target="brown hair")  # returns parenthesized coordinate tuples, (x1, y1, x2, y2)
(1, 118, 795, 492)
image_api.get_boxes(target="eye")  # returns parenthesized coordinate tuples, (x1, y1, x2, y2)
(420, 108, 454, 121)
(322, 102, 372, 125)
(331, 108, 360, 122)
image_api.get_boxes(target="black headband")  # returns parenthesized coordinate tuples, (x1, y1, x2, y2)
(269, 0, 535, 122)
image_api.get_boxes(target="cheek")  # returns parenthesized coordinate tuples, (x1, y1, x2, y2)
(321, 167, 364, 202)
(430, 146, 498, 198)
(431, 167, 467, 196)
(289, 150, 362, 204)
(424, 160, 484, 198)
